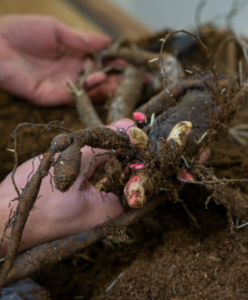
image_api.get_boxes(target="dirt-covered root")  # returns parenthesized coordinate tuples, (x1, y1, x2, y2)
(76, 91, 104, 128)
(54, 143, 82, 192)
(0, 133, 72, 296)
(99, 122, 192, 209)
(52, 126, 131, 193)
(107, 64, 145, 123)
(1, 196, 166, 286)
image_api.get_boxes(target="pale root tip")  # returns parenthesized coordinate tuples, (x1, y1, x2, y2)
(133, 112, 147, 123)
(129, 127, 148, 148)
(166, 121, 192, 147)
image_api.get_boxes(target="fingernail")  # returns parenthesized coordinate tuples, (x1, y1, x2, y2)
(129, 127, 148, 148)
(133, 112, 147, 123)
(124, 175, 147, 208)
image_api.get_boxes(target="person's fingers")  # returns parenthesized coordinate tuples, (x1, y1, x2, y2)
(77, 181, 124, 229)
(87, 74, 123, 103)
(74, 118, 134, 187)
(86, 71, 152, 103)
(84, 72, 107, 89)
(32, 80, 74, 106)
(55, 21, 111, 54)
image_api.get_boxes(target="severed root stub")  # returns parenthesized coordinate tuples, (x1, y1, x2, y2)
(53, 143, 82, 192)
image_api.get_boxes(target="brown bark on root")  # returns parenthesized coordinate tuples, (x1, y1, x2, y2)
(107, 64, 145, 123)
(76, 91, 104, 128)
(136, 79, 208, 119)
(0, 134, 72, 295)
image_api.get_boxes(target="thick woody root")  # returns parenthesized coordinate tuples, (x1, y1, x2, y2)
(2, 196, 166, 286)
(0, 133, 72, 295)
(107, 64, 146, 123)
(53, 143, 82, 192)
(67, 78, 103, 128)
(76, 91, 103, 128)
(136, 79, 208, 119)
(101, 47, 184, 82)
(54, 127, 131, 192)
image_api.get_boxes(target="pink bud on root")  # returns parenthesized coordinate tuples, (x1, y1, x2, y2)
(133, 112, 147, 123)
(124, 175, 147, 208)
(167, 121, 192, 145)
(124, 166, 129, 173)
(129, 127, 148, 148)
(181, 171, 194, 181)
(129, 163, 145, 170)
(199, 147, 211, 165)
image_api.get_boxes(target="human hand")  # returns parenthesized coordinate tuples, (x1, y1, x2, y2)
(0, 15, 115, 106)
(0, 118, 134, 256)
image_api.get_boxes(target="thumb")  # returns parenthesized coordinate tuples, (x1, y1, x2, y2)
(77, 180, 124, 229)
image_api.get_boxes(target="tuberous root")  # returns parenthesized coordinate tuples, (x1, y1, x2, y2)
(167, 121, 192, 153)
(129, 127, 148, 148)
(124, 174, 147, 208)
(53, 144, 81, 192)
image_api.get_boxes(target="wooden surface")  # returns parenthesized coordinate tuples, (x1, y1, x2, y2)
(0, 0, 104, 33)
(0, 0, 151, 39)
(69, 0, 151, 39)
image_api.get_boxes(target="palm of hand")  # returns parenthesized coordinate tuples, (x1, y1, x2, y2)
(0, 15, 110, 105)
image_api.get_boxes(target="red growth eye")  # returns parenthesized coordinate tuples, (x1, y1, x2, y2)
(129, 163, 145, 170)
(133, 112, 147, 123)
